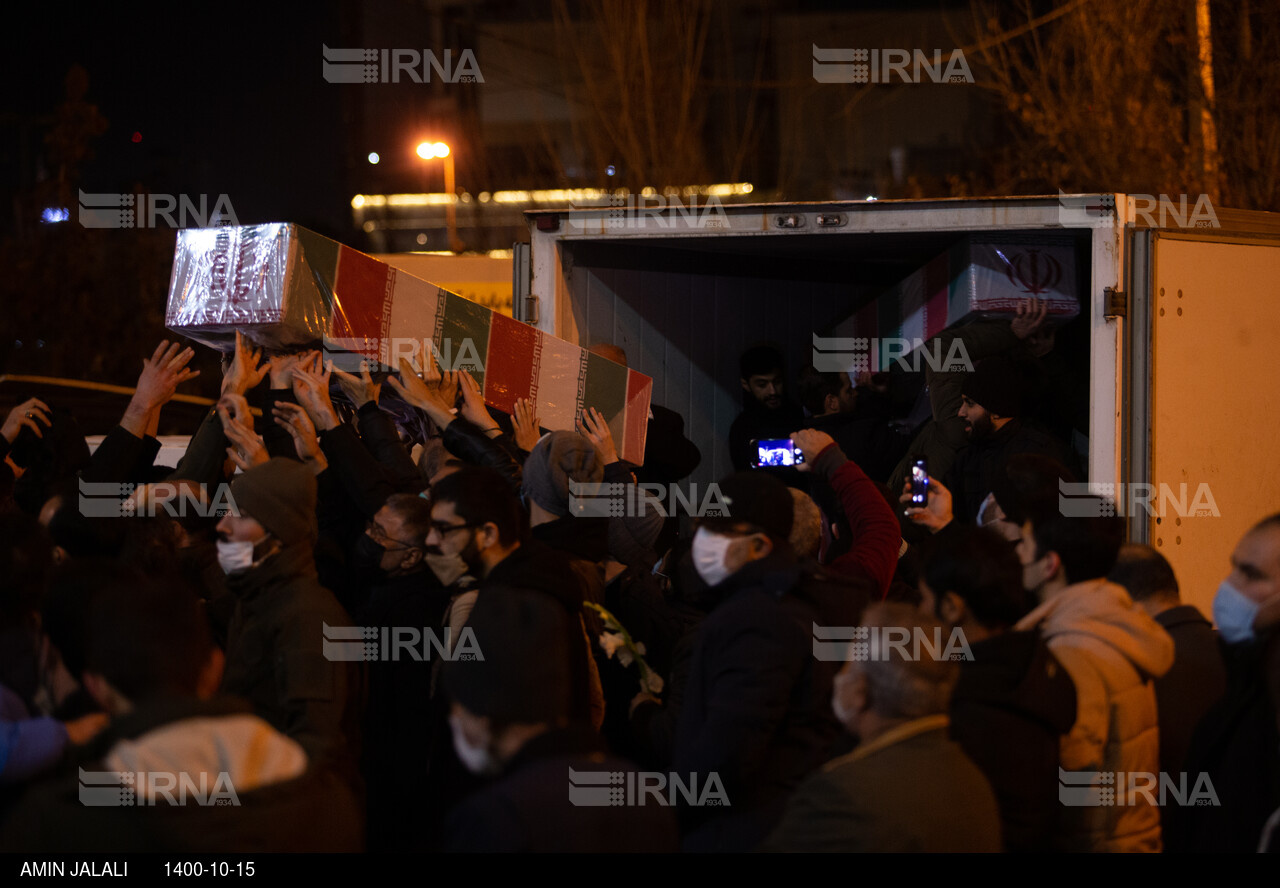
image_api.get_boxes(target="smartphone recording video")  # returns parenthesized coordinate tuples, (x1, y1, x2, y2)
(751, 438, 805, 468)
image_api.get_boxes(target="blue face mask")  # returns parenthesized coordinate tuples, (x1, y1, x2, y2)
(1212, 579, 1260, 644)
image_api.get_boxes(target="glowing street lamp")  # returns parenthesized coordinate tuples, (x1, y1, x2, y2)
(415, 141, 461, 251)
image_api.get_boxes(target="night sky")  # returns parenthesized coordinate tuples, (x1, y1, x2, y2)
(2, 1, 350, 238)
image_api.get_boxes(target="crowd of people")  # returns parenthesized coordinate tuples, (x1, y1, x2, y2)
(0, 303, 1277, 853)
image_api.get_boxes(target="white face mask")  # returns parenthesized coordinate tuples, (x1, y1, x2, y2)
(426, 551, 471, 587)
(1212, 579, 1260, 645)
(216, 539, 256, 575)
(450, 715, 497, 775)
(691, 527, 734, 587)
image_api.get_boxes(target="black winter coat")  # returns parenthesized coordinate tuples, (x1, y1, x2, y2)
(948, 629, 1077, 852)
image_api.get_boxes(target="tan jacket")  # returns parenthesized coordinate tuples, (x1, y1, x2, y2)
(1016, 579, 1175, 852)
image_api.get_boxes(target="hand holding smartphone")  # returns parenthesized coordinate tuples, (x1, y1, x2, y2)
(750, 437, 805, 469)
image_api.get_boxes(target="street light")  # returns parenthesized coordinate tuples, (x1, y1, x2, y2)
(415, 140, 461, 252)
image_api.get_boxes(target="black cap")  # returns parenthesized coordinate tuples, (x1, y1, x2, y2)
(701, 471, 794, 541)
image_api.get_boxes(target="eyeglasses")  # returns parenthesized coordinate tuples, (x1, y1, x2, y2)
(365, 520, 423, 552)
(427, 520, 483, 538)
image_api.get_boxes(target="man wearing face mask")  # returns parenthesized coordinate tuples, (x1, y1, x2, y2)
(440, 588, 678, 852)
(216, 458, 361, 788)
(764, 602, 1002, 852)
(1013, 500, 1173, 852)
(921, 524, 1076, 852)
(1166, 513, 1280, 853)
(674, 471, 872, 852)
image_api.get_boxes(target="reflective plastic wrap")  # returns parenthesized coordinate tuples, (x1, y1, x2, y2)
(165, 223, 651, 463)
(165, 224, 332, 352)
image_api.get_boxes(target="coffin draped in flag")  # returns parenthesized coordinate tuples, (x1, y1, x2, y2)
(165, 223, 651, 463)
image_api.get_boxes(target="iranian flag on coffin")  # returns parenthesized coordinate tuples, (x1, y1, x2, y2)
(165, 223, 651, 463)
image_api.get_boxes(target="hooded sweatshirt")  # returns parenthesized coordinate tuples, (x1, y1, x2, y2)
(1015, 578, 1175, 852)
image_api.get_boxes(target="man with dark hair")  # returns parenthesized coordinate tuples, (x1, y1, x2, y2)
(764, 602, 1002, 852)
(727, 345, 805, 476)
(673, 471, 871, 850)
(1014, 501, 1173, 852)
(428, 466, 600, 727)
(1168, 513, 1280, 853)
(358, 491, 459, 851)
(3, 577, 360, 852)
(921, 524, 1076, 851)
(945, 355, 1072, 523)
(442, 588, 677, 851)
(1108, 543, 1226, 777)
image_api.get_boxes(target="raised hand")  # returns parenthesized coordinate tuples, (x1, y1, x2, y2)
(134, 340, 199, 409)
(221, 331, 267, 396)
(216, 393, 253, 430)
(1011, 297, 1049, 340)
(386, 357, 456, 428)
(512, 397, 541, 452)
(1, 398, 51, 443)
(790, 428, 836, 471)
(273, 401, 328, 472)
(576, 407, 618, 465)
(266, 351, 310, 390)
(218, 402, 268, 471)
(457, 371, 499, 432)
(292, 361, 340, 432)
(332, 360, 381, 409)
(899, 474, 954, 533)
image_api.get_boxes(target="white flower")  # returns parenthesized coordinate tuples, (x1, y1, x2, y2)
(640, 669, 665, 696)
(598, 632, 626, 660)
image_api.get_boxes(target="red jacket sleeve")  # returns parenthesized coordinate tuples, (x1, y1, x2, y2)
(816, 444, 901, 598)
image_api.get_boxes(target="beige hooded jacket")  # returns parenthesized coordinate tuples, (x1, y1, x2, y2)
(1016, 578, 1175, 852)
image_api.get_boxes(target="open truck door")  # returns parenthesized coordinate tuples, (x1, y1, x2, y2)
(1128, 223, 1280, 618)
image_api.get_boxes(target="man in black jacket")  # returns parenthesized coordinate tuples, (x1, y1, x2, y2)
(674, 471, 869, 851)
(1166, 513, 1280, 852)
(1107, 543, 1226, 779)
(919, 522, 1077, 852)
(946, 355, 1071, 523)
(441, 587, 677, 852)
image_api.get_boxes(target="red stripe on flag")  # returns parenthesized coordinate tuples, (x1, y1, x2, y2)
(484, 314, 538, 413)
(332, 246, 393, 343)
(622, 369, 652, 466)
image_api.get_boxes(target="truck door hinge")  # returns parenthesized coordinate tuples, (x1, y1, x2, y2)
(1104, 287, 1127, 319)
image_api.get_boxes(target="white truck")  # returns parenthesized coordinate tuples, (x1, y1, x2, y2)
(515, 194, 1280, 617)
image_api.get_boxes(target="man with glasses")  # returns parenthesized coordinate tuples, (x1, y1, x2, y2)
(359, 492, 461, 850)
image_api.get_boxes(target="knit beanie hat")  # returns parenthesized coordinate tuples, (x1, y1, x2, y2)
(521, 431, 602, 517)
(961, 356, 1027, 418)
(229, 458, 317, 546)
(607, 508, 665, 570)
